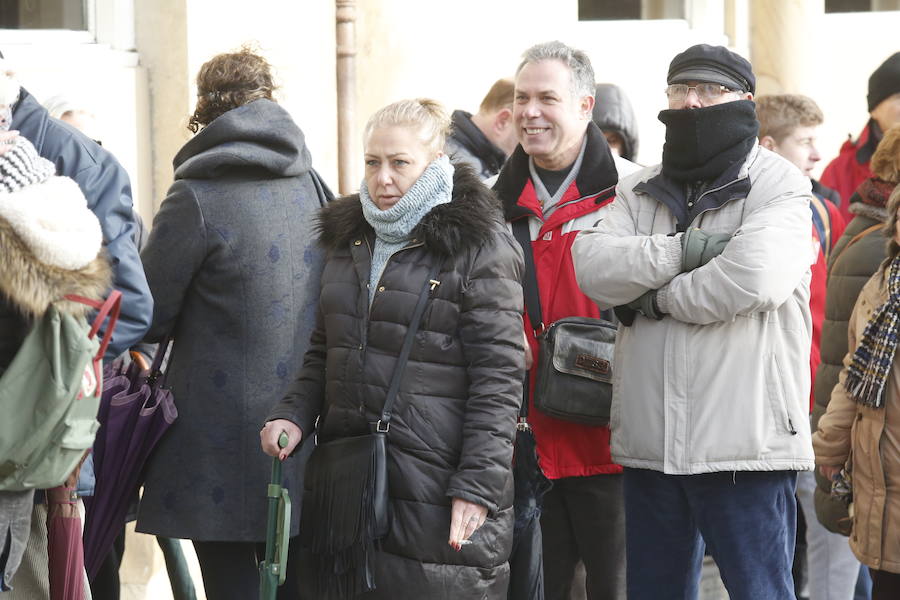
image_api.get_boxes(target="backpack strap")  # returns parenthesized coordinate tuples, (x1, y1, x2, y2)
(809, 196, 831, 262)
(830, 224, 883, 268)
(64, 290, 123, 365)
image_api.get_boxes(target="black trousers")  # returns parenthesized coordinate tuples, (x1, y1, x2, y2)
(193, 537, 302, 600)
(870, 568, 900, 600)
(540, 474, 625, 600)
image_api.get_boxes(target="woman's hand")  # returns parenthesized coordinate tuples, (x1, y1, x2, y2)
(260, 419, 303, 460)
(818, 465, 842, 481)
(448, 497, 488, 551)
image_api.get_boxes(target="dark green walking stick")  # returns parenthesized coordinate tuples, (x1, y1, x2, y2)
(260, 431, 292, 599)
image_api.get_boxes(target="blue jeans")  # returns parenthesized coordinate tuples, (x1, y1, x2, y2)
(623, 467, 798, 600)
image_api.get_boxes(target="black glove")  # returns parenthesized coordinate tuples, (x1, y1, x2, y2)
(681, 228, 731, 272)
(624, 290, 664, 321)
(614, 305, 637, 326)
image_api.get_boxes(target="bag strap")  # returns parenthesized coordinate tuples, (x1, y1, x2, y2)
(511, 218, 544, 335)
(64, 290, 123, 363)
(377, 260, 442, 431)
(809, 196, 831, 262)
(831, 224, 882, 268)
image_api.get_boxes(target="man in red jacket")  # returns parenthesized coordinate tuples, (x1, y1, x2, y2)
(821, 51, 900, 222)
(493, 41, 638, 600)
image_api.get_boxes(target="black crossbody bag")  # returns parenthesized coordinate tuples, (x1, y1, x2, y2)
(300, 261, 442, 598)
(512, 219, 616, 426)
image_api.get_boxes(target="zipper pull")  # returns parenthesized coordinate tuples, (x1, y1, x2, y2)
(429, 279, 441, 294)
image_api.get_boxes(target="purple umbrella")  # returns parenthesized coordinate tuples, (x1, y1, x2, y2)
(83, 339, 177, 580)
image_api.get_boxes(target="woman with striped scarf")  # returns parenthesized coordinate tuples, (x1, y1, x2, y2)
(815, 183, 900, 600)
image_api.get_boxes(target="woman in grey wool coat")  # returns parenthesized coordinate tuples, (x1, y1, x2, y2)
(136, 48, 330, 598)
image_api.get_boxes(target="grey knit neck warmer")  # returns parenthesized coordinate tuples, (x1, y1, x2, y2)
(360, 154, 454, 243)
(360, 155, 454, 304)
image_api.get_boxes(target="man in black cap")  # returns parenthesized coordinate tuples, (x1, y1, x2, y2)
(821, 51, 900, 221)
(572, 44, 814, 599)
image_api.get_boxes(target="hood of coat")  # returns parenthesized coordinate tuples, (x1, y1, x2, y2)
(592, 83, 639, 162)
(174, 99, 312, 181)
(317, 163, 502, 257)
(0, 215, 110, 319)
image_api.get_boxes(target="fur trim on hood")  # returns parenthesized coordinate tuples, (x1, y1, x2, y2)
(0, 216, 109, 318)
(317, 163, 502, 257)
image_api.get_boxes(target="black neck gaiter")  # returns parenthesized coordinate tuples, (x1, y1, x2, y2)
(658, 100, 760, 182)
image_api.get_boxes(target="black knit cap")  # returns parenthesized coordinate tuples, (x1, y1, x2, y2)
(868, 52, 900, 112)
(667, 44, 755, 95)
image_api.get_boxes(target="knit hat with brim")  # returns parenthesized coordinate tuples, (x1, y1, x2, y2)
(868, 52, 900, 112)
(0, 136, 102, 270)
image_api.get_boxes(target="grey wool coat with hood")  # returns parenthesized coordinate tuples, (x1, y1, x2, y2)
(267, 164, 525, 599)
(136, 99, 328, 541)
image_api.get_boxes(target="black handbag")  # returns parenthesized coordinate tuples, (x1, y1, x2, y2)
(512, 219, 616, 426)
(299, 260, 441, 599)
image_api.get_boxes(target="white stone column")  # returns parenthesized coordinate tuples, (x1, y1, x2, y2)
(749, 0, 825, 95)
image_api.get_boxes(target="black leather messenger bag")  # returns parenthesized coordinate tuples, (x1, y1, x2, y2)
(512, 219, 616, 426)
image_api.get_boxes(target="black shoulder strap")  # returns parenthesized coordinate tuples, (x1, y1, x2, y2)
(511, 218, 543, 335)
(379, 260, 442, 429)
(511, 218, 542, 422)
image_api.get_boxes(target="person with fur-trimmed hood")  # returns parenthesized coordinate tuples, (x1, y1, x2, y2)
(0, 133, 109, 593)
(263, 98, 525, 599)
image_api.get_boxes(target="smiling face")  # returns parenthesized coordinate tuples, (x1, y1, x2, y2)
(514, 59, 593, 170)
(364, 125, 436, 210)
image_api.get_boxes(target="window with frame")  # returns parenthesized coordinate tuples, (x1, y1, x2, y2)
(0, 0, 87, 30)
(825, 0, 900, 11)
(579, 0, 685, 21)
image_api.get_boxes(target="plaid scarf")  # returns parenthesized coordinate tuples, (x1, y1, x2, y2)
(845, 254, 900, 408)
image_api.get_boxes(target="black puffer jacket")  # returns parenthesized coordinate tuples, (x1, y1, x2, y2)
(269, 166, 525, 599)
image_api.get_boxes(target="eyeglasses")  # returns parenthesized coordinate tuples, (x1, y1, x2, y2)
(665, 83, 738, 103)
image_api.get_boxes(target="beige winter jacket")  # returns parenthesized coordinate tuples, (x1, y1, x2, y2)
(572, 145, 816, 474)
(814, 268, 900, 573)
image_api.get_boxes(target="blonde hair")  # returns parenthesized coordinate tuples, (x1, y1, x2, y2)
(363, 98, 451, 156)
(871, 125, 900, 183)
(479, 79, 514, 114)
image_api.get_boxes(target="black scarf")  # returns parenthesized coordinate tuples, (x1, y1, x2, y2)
(658, 100, 759, 182)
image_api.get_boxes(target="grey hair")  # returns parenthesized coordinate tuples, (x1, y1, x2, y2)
(516, 41, 595, 100)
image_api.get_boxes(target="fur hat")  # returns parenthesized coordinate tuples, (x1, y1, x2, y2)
(0, 137, 102, 270)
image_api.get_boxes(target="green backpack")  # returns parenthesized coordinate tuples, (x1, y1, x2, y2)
(0, 291, 121, 491)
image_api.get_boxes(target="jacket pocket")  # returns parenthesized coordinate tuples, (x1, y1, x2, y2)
(766, 353, 797, 436)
